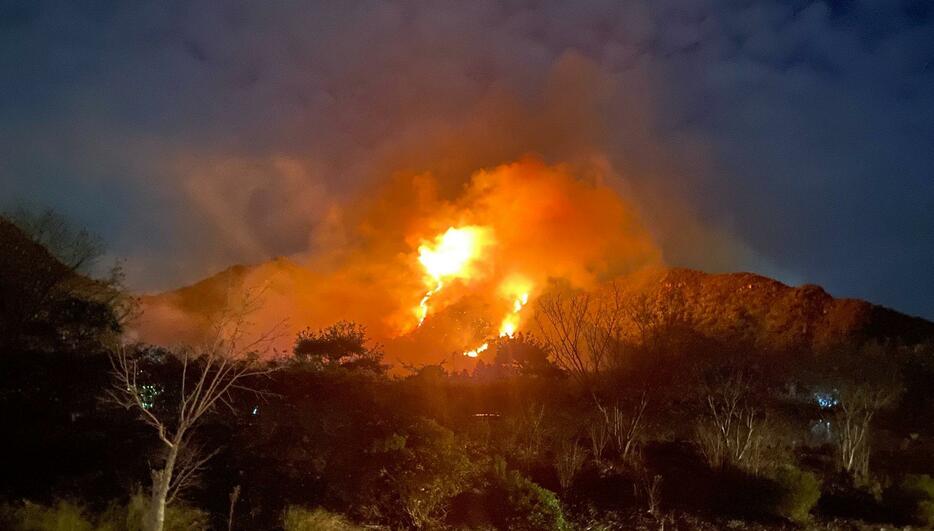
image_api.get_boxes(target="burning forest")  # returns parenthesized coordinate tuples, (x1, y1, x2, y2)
(135, 157, 664, 366)
(2, 2, 934, 531)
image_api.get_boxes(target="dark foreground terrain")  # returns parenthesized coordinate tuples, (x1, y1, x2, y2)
(2, 215, 934, 530)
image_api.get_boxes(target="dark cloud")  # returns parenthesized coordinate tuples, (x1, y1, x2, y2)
(0, 0, 932, 318)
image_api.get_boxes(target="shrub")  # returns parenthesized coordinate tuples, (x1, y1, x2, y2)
(569, 466, 640, 510)
(884, 474, 934, 527)
(448, 462, 569, 531)
(0, 496, 209, 531)
(767, 465, 821, 524)
(102, 493, 209, 531)
(0, 500, 95, 531)
(282, 506, 363, 531)
(495, 470, 570, 531)
(555, 442, 587, 491)
(818, 471, 886, 522)
(711, 465, 819, 523)
(352, 418, 473, 527)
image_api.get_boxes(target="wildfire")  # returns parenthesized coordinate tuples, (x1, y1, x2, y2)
(415, 226, 491, 326)
(414, 227, 536, 359)
(498, 292, 529, 337)
(463, 278, 533, 358)
(463, 342, 488, 358)
(497, 276, 532, 338)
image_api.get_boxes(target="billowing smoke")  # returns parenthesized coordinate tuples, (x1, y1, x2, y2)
(135, 157, 663, 363)
(9, 1, 929, 335)
(128, 31, 745, 361)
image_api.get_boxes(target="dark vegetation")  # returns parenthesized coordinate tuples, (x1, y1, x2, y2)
(2, 214, 934, 530)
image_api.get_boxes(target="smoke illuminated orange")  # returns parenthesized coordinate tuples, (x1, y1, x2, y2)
(135, 158, 664, 367)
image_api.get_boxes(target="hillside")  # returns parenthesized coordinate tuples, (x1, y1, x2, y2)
(658, 268, 934, 353)
(134, 259, 934, 359)
(0, 217, 122, 353)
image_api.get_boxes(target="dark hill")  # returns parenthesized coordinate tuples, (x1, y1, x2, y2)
(657, 268, 934, 353)
(0, 217, 122, 353)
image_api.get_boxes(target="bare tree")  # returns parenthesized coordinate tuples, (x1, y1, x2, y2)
(624, 282, 690, 352)
(534, 280, 631, 385)
(596, 392, 649, 463)
(642, 473, 663, 517)
(588, 416, 609, 463)
(535, 286, 593, 383)
(517, 403, 547, 458)
(537, 282, 650, 464)
(695, 371, 766, 472)
(834, 384, 896, 480)
(6, 207, 103, 273)
(625, 293, 659, 348)
(811, 343, 902, 481)
(555, 442, 588, 491)
(227, 485, 241, 531)
(106, 301, 278, 531)
(586, 280, 629, 374)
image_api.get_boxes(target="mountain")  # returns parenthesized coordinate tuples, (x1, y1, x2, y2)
(132, 257, 318, 347)
(651, 268, 934, 353)
(133, 259, 934, 359)
(0, 217, 123, 353)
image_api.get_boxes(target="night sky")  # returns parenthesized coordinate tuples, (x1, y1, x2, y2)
(1, 1, 932, 319)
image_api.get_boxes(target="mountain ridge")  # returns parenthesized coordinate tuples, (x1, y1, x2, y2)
(134, 258, 934, 359)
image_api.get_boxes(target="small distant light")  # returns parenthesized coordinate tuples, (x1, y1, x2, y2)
(814, 391, 838, 409)
(251, 406, 259, 416)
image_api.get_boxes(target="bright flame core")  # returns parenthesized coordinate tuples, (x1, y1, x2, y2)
(415, 228, 535, 359)
(498, 292, 529, 337)
(415, 226, 490, 325)
(418, 226, 487, 280)
(497, 276, 532, 338)
(463, 342, 488, 358)
(463, 280, 532, 358)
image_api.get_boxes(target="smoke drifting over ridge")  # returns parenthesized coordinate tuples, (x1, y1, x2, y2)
(136, 157, 663, 358)
(2, 1, 933, 318)
(168, 49, 735, 279)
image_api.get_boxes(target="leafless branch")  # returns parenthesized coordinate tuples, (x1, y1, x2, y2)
(104, 290, 280, 531)
(167, 442, 220, 505)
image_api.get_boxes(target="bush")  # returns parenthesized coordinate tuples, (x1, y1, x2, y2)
(282, 506, 363, 531)
(6, 493, 212, 531)
(711, 465, 819, 523)
(447, 462, 569, 531)
(818, 471, 886, 522)
(351, 418, 473, 527)
(495, 470, 570, 531)
(0, 496, 209, 531)
(767, 465, 821, 524)
(504, 472, 568, 530)
(116, 493, 209, 531)
(0, 500, 95, 531)
(884, 474, 934, 526)
(569, 466, 640, 509)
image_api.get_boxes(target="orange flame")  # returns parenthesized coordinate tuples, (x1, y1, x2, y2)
(498, 292, 529, 337)
(415, 225, 492, 326)
(497, 275, 532, 338)
(414, 230, 535, 358)
(463, 342, 488, 358)
(461, 277, 533, 358)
